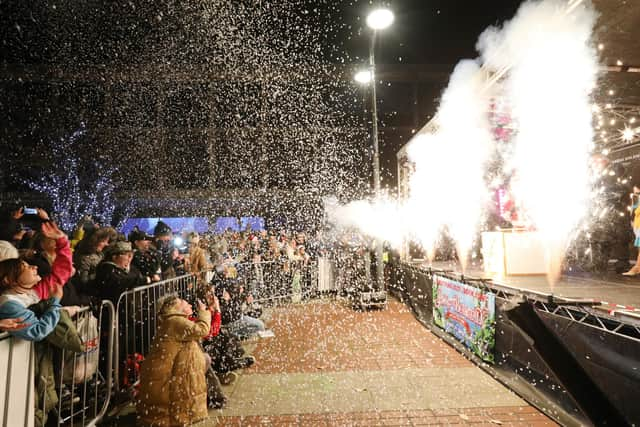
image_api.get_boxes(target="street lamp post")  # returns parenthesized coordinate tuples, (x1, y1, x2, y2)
(355, 8, 394, 295)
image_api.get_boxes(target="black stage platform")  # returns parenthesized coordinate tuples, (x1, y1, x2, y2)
(425, 260, 640, 314)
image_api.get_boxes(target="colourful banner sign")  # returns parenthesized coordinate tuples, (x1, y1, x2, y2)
(432, 275, 496, 363)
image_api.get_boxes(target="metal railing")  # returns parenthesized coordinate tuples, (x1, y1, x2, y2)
(236, 259, 319, 303)
(1, 330, 35, 427)
(113, 273, 201, 394)
(1, 300, 115, 427)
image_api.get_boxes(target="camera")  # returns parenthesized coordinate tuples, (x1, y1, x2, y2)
(20, 207, 43, 231)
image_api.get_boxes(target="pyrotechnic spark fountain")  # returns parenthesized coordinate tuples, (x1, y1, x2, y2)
(406, 61, 492, 271)
(478, 0, 598, 285)
(327, 0, 599, 286)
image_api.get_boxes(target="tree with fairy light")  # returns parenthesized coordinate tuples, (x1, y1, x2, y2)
(24, 123, 121, 231)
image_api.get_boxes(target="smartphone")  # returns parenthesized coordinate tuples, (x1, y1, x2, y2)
(23, 207, 38, 215)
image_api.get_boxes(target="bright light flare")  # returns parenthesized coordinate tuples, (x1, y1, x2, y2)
(622, 127, 635, 142)
(354, 70, 372, 84)
(366, 8, 394, 30)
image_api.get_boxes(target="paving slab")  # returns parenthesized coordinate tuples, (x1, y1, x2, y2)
(215, 299, 555, 425)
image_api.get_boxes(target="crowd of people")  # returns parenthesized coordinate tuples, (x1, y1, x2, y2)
(0, 206, 320, 425)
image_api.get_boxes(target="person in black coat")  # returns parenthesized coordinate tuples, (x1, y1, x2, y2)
(94, 241, 149, 306)
(129, 230, 161, 282)
(95, 240, 151, 361)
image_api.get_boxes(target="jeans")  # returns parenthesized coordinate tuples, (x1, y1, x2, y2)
(226, 315, 265, 339)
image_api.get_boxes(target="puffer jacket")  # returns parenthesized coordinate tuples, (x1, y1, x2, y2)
(137, 306, 211, 427)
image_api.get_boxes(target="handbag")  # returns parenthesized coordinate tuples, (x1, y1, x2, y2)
(62, 312, 99, 384)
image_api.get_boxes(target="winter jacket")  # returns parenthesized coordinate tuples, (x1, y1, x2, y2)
(137, 306, 211, 427)
(74, 252, 103, 284)
(33, 236, 73, 300)
(189, 246, 209, 274)
(190, 308, 221, 340)
(31, 300, 84, 427)
(0, 236, 72, 341)
(0, 294, 61, 341)
(215, 279, 244, 325)
(94, 262, 148, 306)
(132, 249, 161, 279)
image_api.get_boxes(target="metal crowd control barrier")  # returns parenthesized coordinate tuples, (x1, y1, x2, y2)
(1, 300, 115, 427)
(114, 273, 201, 394)
(112, 262, 319, 394)
(1, 331, 35, 427)
(51, 302, 115, 427)
(237, 259, 319, 303)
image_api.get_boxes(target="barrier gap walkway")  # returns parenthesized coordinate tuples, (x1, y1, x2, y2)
(215, 298, 556, 426)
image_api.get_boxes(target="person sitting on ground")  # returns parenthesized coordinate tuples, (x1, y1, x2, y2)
(137, 296, 211, 427)
(93, 240, 149, 305)
(200, 286, 255, 389)
(216, 276, 265, 340)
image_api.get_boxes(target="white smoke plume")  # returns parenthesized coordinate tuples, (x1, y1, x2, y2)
(477, 0, 599, 282)
(406, 60, 493, 268)
(326, 0, 599, 279)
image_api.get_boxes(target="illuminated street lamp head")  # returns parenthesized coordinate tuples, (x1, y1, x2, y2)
(366, 8, 394, 30)
(354, 70, 372, 84)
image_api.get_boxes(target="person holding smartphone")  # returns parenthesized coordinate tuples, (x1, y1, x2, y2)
(0, 207, 50, 249)
(0, 221, 71, 341)
(137, 296, 211, 426)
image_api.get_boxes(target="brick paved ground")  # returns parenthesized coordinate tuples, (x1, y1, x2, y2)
(215, 299, 557, 426)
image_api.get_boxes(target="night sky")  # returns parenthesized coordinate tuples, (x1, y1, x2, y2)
(337, 0, 524, 65)
(0, 0, 526, 210)
(335, 0, 525, 188)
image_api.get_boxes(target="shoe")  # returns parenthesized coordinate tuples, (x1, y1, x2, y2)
(226, 355, 256, 371)
(208, 396, 227, 409)
(238, 356, 255, 369)
(219, 371, 238, 386)
(622, 267, 640, 276)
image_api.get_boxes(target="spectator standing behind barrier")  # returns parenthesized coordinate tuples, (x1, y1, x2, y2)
(93, 241, 149, 305)
(129, 229, 161, 282)
(187, 232, 210, 274)
(73, 227, 117, 285)
(153, 221, 176, 279)
(25, 232, 91, 307)
(137, 296, 211, 427)
(0, 222, 71, 341)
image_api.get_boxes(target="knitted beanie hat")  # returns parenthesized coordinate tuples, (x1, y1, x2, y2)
(0, 240, 19, 262)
